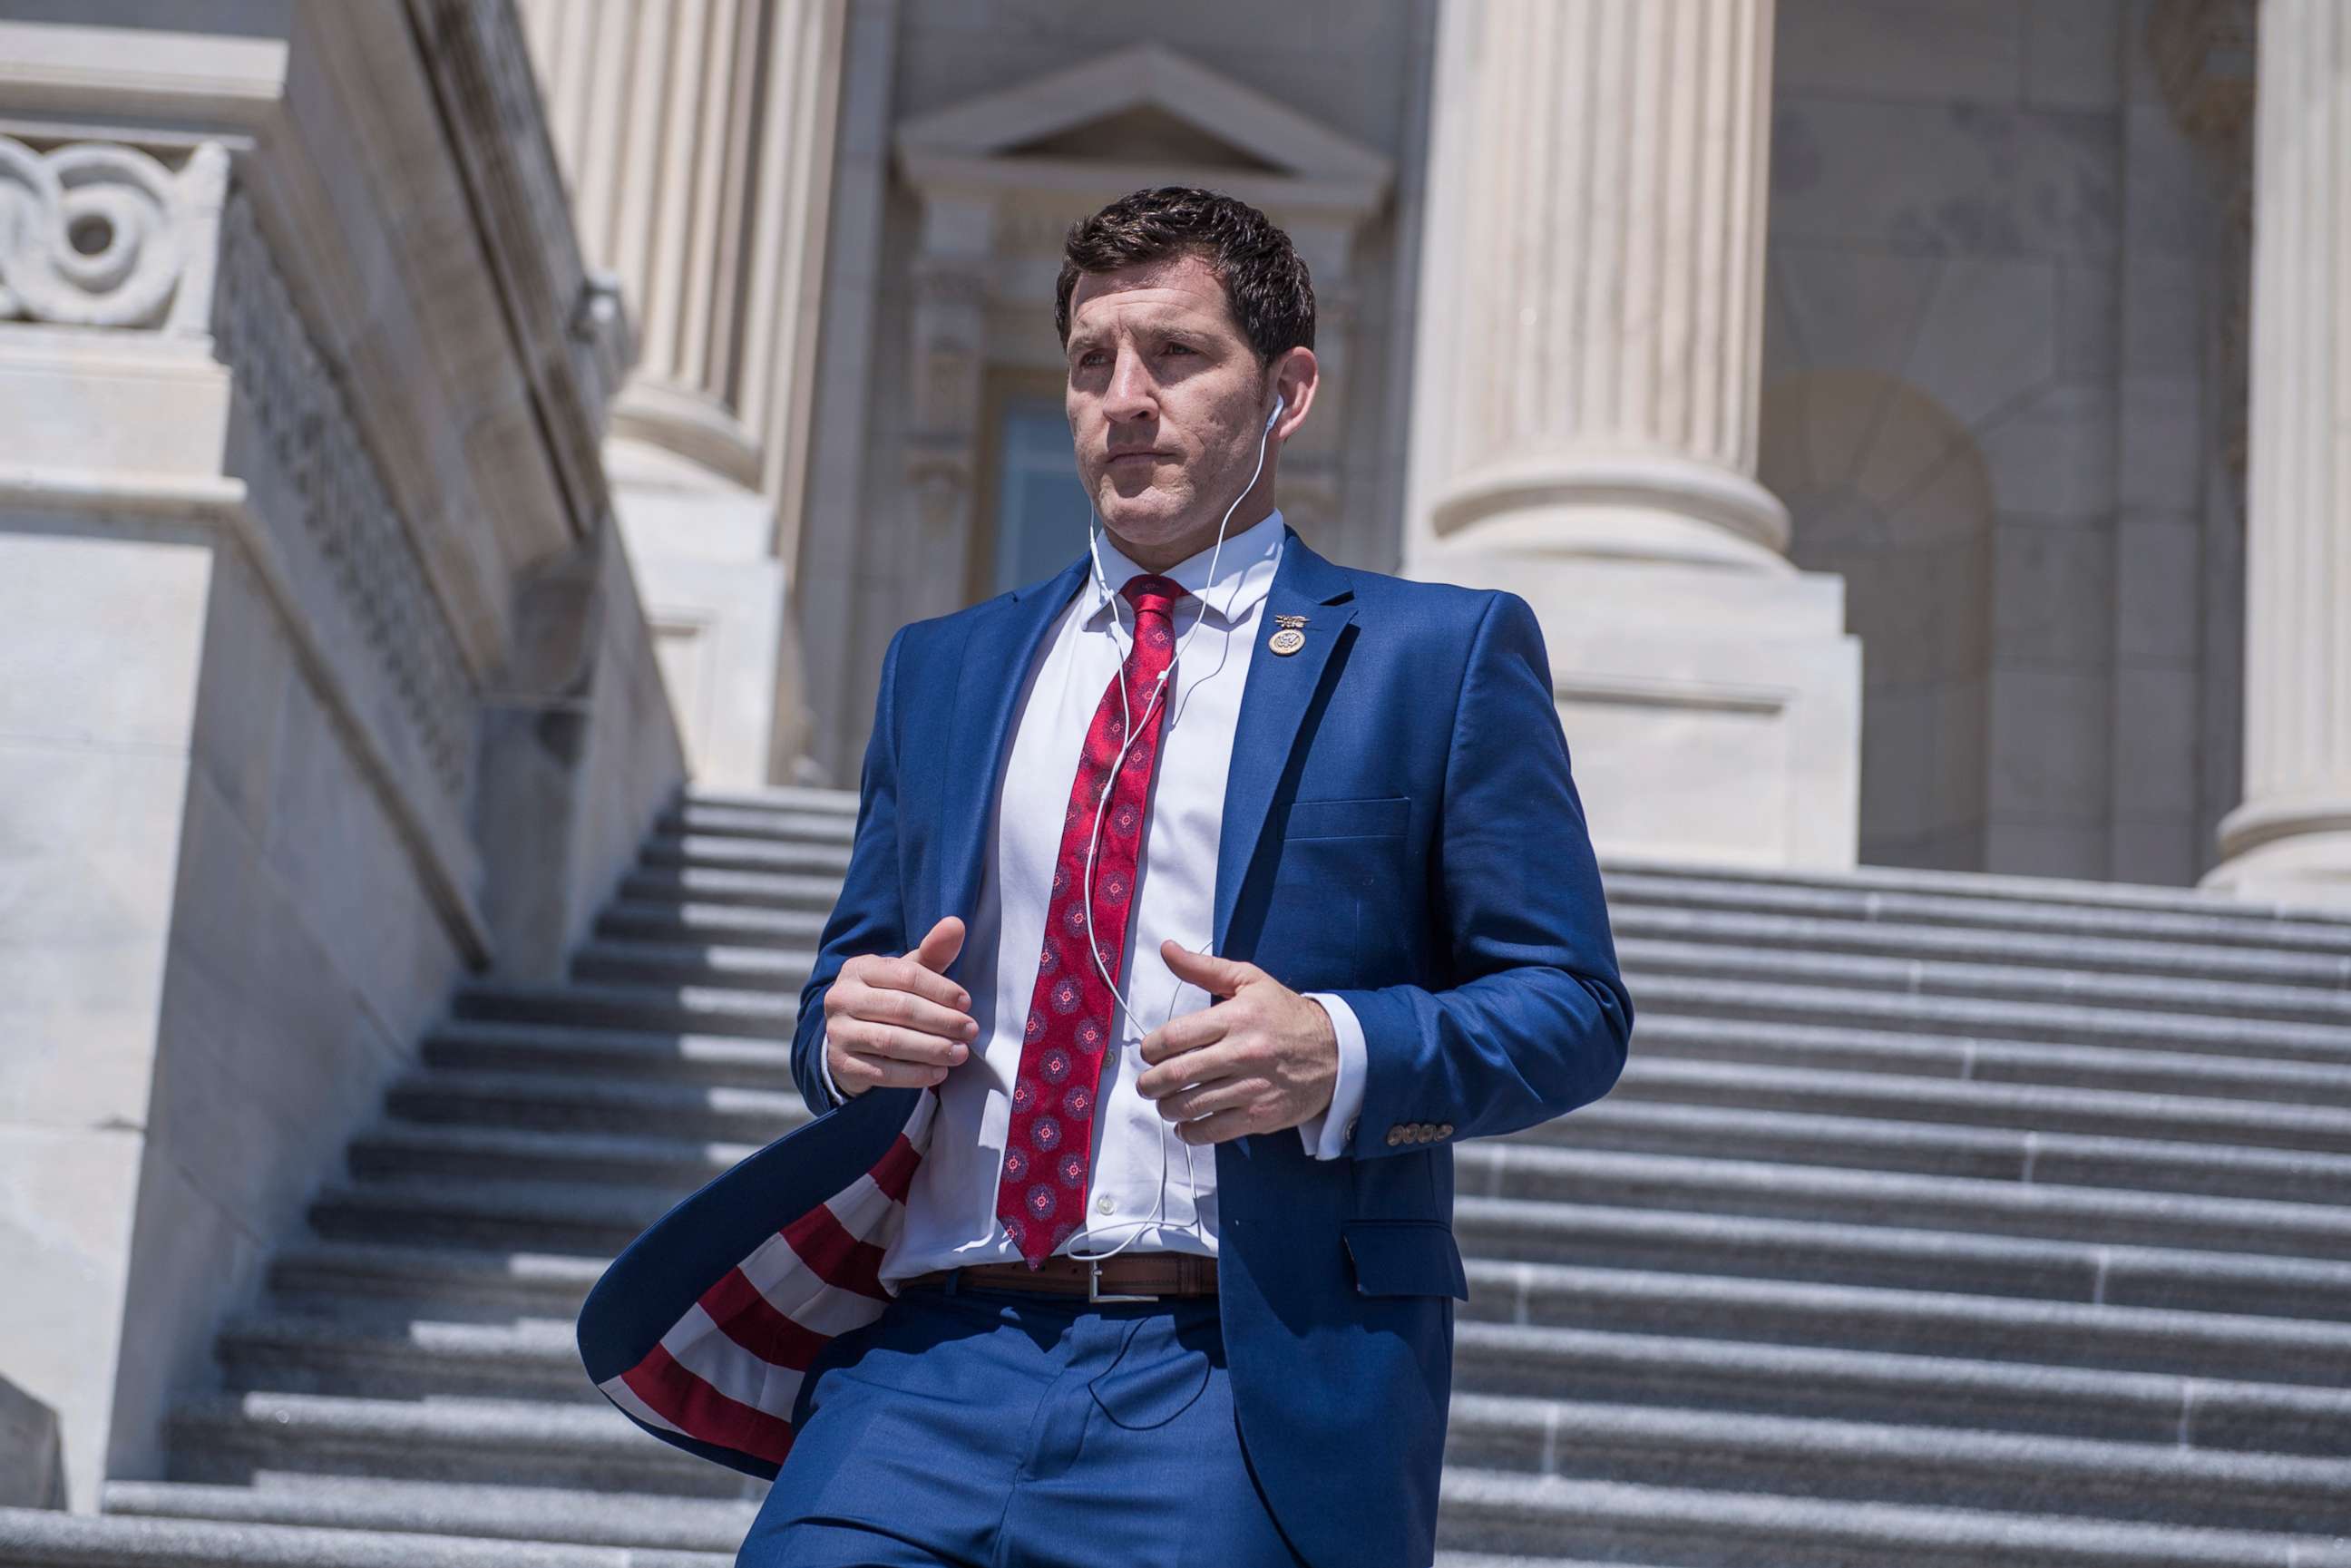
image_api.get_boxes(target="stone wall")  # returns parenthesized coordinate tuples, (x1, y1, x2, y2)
(1760, 0, 2239, 881)
(0, 0, 681, 1509)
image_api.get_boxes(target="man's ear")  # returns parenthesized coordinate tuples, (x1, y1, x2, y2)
(1271, 346, 1320, 433)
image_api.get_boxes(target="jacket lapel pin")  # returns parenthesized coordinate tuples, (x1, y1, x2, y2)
(1269, 613, 1308, 656)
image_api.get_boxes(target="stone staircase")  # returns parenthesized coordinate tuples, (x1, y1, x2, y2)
(7, 784, 2351, 1566)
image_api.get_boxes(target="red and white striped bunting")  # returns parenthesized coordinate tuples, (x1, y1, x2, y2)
(597, 1090, 939, 1465)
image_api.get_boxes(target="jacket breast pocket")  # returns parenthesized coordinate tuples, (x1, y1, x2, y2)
(1342, 1219, 1469, 1300)
(1264, 798, 1413, 989)
(1283, 794, 1410, 841)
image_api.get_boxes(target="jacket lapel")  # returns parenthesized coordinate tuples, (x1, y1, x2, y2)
(937, 556, 1090, 931)
(932, 529, 1357, 961)
(1213, 526, 1358, 951)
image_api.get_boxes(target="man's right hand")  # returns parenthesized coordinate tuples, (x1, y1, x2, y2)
(822, 916, 980, 1097)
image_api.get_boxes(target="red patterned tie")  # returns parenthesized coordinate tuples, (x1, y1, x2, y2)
(994, 572, 1191, 1264)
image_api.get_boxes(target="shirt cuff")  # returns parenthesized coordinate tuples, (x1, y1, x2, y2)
(817, 1027, 847, 1107)
(1296, 992, 1366, 1161)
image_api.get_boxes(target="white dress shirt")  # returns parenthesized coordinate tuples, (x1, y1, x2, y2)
(821, 507, 1368, 1285)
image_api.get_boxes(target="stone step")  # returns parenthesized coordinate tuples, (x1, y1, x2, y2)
(665, 789, 2351, 932)
(155, 1388, 2351, 1537)
(102, 1480, 751, 1556)
(418, 1020, 799, 1086)
(1439, 1391, 2351, 1534)
(15, 1484, 2341, 1568)
(1562, 1097, 2351, 1206)
(1609, 903, 2351, 988)
(1451, 1194, 2351, 1328)
(301, 1170, 2351, 1336)
(0, 1509, 726, 1567)
(614, 865, 840, 911)
(306, 1177, 681, 1255)
(1449, 1320, 2351, 1457)
(102, 1469, 2235, 1568)
(162, 1392, 724, 1496)
(668, 790, 2349, 940)
(374, 1063, 2351, 1207)
(586, 876, 2351, 998)
(1464, 1256, 2351, 1386)
(499, 948, 2351, 1073)
(592, 900, 828, 950)
(662, 798, 855, 843)
(210, 1314, 631, 1405)
(100, 788, 2351, 1566)
(1627, 1013, 2351, 1108)
(679, 784, 857, 818)
(346, 1121, 764, 1191)
(415, 1010, 2351, 1166)
(257, 1239, 2351, 1391)
(571, 940, 811, 993)
(1430, 1467, 2351, 1567)
(360, 1082, 2351, 1257)
(561, 926, 2351, 1026)
(637, 833, 852, 878)
(1635, 973, 2351, 1068)
(380, 1068, 809, 1143)
(266, 1242, 601, 1320)
(409, 1011, 2351, 1162)
(1611, 1055, 2351, 1158)
(1452, 1142, 2351, 1260)
(1619, 936, 2351, 1026)
(625, 808, 2351, 956)
(208, 1308, 2351, 1459)
(449, 980, 796, 1040)
(1594, 860, 2351, 955)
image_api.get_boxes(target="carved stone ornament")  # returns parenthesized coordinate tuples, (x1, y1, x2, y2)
(213, 190, 479, 802)
(0, 136, 228, 332)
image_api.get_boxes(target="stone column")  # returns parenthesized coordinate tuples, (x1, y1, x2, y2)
(2202, 0, 2351, 909)
(1405, 0, 1859, 869)
(519, 0, 846, 783)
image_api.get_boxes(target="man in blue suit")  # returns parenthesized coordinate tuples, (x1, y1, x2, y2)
(575, 185, 1633, 1568)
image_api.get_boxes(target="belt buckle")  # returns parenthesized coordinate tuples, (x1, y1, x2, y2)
(1088, 1256, 1158, 1304)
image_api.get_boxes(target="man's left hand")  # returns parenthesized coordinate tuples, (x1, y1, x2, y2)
(1136, 940, 1338, 1144)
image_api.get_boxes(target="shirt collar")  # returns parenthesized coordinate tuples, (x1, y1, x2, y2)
(1082, 507, 1286, 631)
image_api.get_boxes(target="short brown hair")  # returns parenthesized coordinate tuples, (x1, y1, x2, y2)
(1054, 186, 1315, 366)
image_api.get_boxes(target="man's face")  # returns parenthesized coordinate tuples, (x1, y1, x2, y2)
(1064, 251, 1277, 558)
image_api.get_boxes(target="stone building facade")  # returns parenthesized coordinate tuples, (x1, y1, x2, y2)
(520, 0, 2337, 909)
(1, 0, 2343, 1522)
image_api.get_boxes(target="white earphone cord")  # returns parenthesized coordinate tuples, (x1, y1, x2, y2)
(1064, 389, 1283, 1262)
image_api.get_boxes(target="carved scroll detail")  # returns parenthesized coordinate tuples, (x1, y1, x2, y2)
(0, 136, 227, 332)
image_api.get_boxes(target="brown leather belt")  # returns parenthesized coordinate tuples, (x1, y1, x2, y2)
(903, 1252, 1218, 1303)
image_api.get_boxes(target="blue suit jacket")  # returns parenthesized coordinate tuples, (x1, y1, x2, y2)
(577, 526, 1633, 1568)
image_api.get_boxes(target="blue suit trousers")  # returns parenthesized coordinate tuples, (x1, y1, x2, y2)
(737, 1281, 1310, 1568)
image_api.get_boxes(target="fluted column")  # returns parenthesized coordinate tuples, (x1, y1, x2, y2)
(1410, 0, 1786, 571)
(1406, 0, 1859, 869)
(520, 0, 841, 508)
(2203, 0, 2351, 908)
(517, 0, 845, 784)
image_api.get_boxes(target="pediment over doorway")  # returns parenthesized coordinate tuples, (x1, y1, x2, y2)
(895, 41, 1390, 212)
